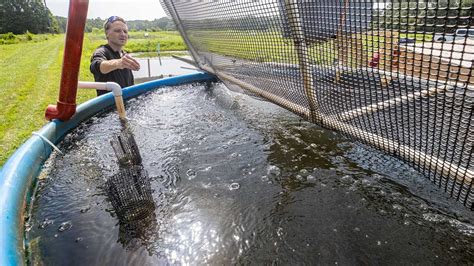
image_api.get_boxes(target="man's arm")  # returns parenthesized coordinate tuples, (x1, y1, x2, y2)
(90, 49, 140, 75)
(99, 54, 140, 74)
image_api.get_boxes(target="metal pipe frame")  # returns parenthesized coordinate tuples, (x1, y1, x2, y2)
(168, 2, 472, 203)
(162, 0, 203, 69)
(282, 0, 321, 123)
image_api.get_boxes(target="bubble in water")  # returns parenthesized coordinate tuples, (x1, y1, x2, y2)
(296, 175, 304, 181)
(186, 169, 197, 180)
(299, 169, 309, 176)
(39, 218, 54, 229)
(75, 237, 83, 243)
(58, 221, 72, 232)
(261, 175, 269, 182)
(229, 183, 240, 190)
(277, 227, 284, 237)
(372, 174, 384, 180)
(267, 165, 281, 176)
(307, 175, 316, 182)
(341, 175, 354, 184)
(392, 204, 403, 211)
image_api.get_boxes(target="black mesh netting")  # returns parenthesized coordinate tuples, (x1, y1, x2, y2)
(105, 166, 155, 222)
(160, 0, 473, 209)
(107, 130, 155, 222)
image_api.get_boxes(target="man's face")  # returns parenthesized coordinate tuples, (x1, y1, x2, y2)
(106, 21, 129, 48)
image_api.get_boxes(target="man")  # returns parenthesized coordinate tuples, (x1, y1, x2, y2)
(90, 16, 140, 96)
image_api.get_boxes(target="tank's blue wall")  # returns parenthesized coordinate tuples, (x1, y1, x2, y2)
(0, 72, 215, 265)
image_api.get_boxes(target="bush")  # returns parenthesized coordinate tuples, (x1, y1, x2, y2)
(91, 28, 102, 35)
(2, 32, 17, 40)
(25, 30, 34, 41)
(0, 32, 19, 44)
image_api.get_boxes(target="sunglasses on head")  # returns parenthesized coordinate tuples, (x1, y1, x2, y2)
(107, 16, 120, 24)
(104, 16, 125, 31)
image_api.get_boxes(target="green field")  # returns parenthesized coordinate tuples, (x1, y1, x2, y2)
(189, 30, 433, 66)
(0, 31, 186, 166)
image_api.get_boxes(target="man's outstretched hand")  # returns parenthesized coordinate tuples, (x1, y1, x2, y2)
(120, 54, 140, 71)
(99, 54, 141, 74)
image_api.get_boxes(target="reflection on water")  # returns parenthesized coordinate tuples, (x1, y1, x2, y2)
(134, 56, 197, 79)
(27, 83, 474, 265)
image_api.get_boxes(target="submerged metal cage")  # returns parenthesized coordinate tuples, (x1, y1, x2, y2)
(161, 0, 473, 208)
(110, 129, 143, 168)
(105, 166, 155, 222)
(107, 127, 154, 222)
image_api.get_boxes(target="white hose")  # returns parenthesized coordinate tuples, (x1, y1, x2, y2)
(32, 132, 63, 154)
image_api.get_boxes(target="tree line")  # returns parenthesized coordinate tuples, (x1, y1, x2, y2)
(0, 0, 60, 34)
(2, 0, 473, 35)
(55, 16, 176, 33)
(375, 0, 474, 33)
(0, 0, 175, 34)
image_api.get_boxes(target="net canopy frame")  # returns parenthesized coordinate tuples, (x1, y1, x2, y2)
(161, 0, 474, 209)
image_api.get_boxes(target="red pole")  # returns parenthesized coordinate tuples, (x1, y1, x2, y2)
(45, 0, 89, 121)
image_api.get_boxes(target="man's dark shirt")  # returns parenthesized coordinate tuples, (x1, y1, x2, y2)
(90, 44, 134, 96)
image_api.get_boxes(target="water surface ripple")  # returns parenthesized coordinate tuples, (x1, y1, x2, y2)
(27, 83, 473, 265)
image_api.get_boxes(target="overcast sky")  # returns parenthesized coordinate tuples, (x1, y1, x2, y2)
(46, 0, 167, 20)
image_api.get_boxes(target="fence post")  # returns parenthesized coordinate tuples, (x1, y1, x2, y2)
(283, 0, 321, 123)
(147, 58, 151, 78)
(157, 43, 162, 66)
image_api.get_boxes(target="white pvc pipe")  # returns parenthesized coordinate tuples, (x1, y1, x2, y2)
(78, 81, 125, 119)
(78, 81, 107, 90)
(78, 81, 122, 96)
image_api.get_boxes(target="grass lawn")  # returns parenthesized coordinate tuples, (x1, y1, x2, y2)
(0, 35, 94, 165)
(189, 30, 434, 66)
(0, 31, 186, 166)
